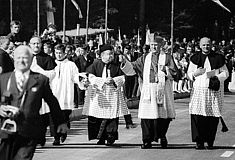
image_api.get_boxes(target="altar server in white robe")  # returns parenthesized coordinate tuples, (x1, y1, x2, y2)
(49, 44, 84, 145)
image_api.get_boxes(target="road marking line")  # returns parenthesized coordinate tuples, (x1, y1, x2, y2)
(69, 128, 87, 130)
(220, 151, 234, 158)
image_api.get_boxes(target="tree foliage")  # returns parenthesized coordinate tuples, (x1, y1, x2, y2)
(0, 0, 234, 40)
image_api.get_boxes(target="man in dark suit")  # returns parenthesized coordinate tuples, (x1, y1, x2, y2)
(76, 45, 94, 105)
(0, 37, 14, 74)
(123, 45, 138, 99)
(77, 45, 94, 72)
(0, 45, 68, 160)
(122, 45, 138, 129)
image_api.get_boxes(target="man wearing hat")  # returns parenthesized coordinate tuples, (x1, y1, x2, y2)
(82, 44, 129, 146)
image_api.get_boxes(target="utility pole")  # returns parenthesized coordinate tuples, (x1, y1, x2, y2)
(170, 0, 174, 55)
(139, 0, 145, 46)
(37, 0, 40, 36)
(85, 0, 90, 44)
(63, 0, 66, 43)
(10, 0, 13, 22)
(104, 0, 108, 44)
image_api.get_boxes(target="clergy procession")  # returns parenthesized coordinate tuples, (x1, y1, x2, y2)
(1, 0, 235, 160)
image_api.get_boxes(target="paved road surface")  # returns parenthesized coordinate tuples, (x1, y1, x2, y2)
(34, 92, 235, 160)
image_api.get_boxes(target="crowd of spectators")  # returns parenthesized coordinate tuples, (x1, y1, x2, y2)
(1, 21, 235, 104)
(171, 37, 235, 93)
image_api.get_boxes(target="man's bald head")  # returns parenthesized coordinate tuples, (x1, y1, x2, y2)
(200, 37, 211, 54)
(29, 36, 42, 54)
(200, 37, 211, 45)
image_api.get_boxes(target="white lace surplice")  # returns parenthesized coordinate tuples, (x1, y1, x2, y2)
(82, 74, 129, 119)
(188, 57, 228, 117)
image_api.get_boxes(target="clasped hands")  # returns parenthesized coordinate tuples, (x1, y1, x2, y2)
(104, 77, 115, 85)
(193, 67, 206, 77)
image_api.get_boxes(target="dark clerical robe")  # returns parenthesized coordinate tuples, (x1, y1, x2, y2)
(83, 59, 128, 141)
(187, 51, 228, 145)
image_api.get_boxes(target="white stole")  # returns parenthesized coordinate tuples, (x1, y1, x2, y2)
(102, 64, 107, 79)
(142, 52, 152, 100)
(204, 57, 211, 72)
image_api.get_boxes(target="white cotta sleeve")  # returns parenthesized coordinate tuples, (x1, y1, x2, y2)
(113, 75, 125, 89)
(30, 58, 56, 81)
(187, 61, 198, 81)
(72, 63, 81, 85)
(120, 61, 136, 76)
(216, 64, 229, 82)
(88, 74, 105, 90)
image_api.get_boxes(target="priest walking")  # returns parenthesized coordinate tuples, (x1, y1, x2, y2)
(187, 37, 229, 149)
(121, 39, 178, 149)
(82, 45, 128, 146)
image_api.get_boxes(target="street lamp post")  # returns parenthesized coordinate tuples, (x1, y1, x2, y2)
(10, 0, 13, 22)
(170, 0, 174, 55)
(37, 0, 40, 36)
(85, 0, 90, 44)
(63, 0, 66, 43)
(104, 0, 108, 44)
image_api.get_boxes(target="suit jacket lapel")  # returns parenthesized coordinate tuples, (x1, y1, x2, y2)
(9, 72, 19, 95)
(25, 72, 38, 91)
(6, 72, 25, 99)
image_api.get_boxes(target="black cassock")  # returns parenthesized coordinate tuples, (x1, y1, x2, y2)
(35, 51, 57, 70)
(86, 58, 123, 141)
(190, 51, 226, 145)
(35, 51, 57, 143)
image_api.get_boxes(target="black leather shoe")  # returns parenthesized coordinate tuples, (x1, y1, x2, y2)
(60, 133, 67, 143)
(195, 142, 205, 150)
(126, 123, 138, 129)
(160, 137, 168, 148)
(207, 141, 214, 149)
(106, 139, 115, 146)
(141, 142, 152, 149)
(52, 139, 60, 146)
(106, 135, 115, 146)
(97, 139, 105, 145)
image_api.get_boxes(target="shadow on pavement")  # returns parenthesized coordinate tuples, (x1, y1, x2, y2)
(36, 143, 235, 150)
